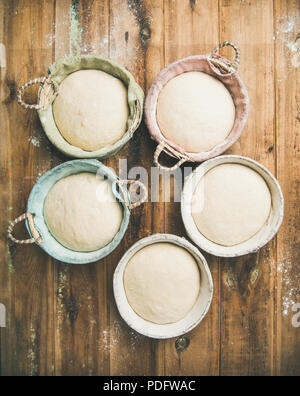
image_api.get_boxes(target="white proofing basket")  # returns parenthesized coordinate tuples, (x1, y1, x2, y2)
(113, 234, 213, 339)
(181, 155, 284, 257)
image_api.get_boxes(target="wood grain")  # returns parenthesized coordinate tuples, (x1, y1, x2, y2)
(107, 0, 154, 376)
(274, 0, 300, 377)
(0, 0, 299, 376)
(0, 0, 56, 376)
(219, 0, 276, 376)
(162, 0, 221, 376)
(52, 0, 111, 376)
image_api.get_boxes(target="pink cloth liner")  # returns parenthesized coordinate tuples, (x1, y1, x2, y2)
(144, 54, 250, 163)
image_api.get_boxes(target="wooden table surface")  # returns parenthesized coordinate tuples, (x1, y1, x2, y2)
(0, 0, 299, 376)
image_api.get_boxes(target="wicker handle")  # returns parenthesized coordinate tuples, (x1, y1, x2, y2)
(154, 142, 187, 171)
(210, 41, 240, 72)
(117, 179, 148, 210)
(7, 212, 42, 244)
(17, 76, 49, 110)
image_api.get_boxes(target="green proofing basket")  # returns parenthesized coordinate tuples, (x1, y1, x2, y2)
(17, 55, 144, 159)
(7, 159, 147, 264)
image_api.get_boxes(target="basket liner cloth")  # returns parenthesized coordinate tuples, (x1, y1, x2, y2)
(38, 55, 144, 159)
(144, 54, 250, 162)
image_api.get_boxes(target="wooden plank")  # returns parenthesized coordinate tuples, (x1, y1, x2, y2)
(0, 0, 55, 376)
(107, 0, 160, 376)
(52, 0, 112, 376)
(0, 0, 10, 376)
(219, 0, 276, 376)
(162, 0, 220, 376)
(274, 0, 300, 377)
(143, 0, 167, 376)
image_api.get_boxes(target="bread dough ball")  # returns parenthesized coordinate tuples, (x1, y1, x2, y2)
(44, 172, 123, 252)
(52, 69, 129, 151)
(191, 164, 272, 246)
(124, 243, 201, 324)
(157, 71, 235, 152)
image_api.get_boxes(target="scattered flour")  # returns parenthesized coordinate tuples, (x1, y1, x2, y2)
(45, 31, 55, 48)
(27, 324, 38, 376)
(99, 320, 143, 353)
(35, 172, 43, 181)
(28, 135, 41, 147)
(277, 253, 300, 317)
(41, 1, 153, 71)
(274, 15, 300, 81)
(280, 18, 295, 33)
(56, 265, 70, 331)
(69, 0, 83, 56)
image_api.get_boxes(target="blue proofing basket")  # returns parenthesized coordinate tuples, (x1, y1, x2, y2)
(24, 159, 131, 264)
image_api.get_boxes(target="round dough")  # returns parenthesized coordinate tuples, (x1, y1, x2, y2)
(191, 164, 272, 246)
(44, 172, 123, 252)
(124, 243, 201, 324)
(157, 71, 235, 152)
(52, 69, 129, 151)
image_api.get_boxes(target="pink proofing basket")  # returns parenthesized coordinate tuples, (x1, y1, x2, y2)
(144, 42, 250, 171)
